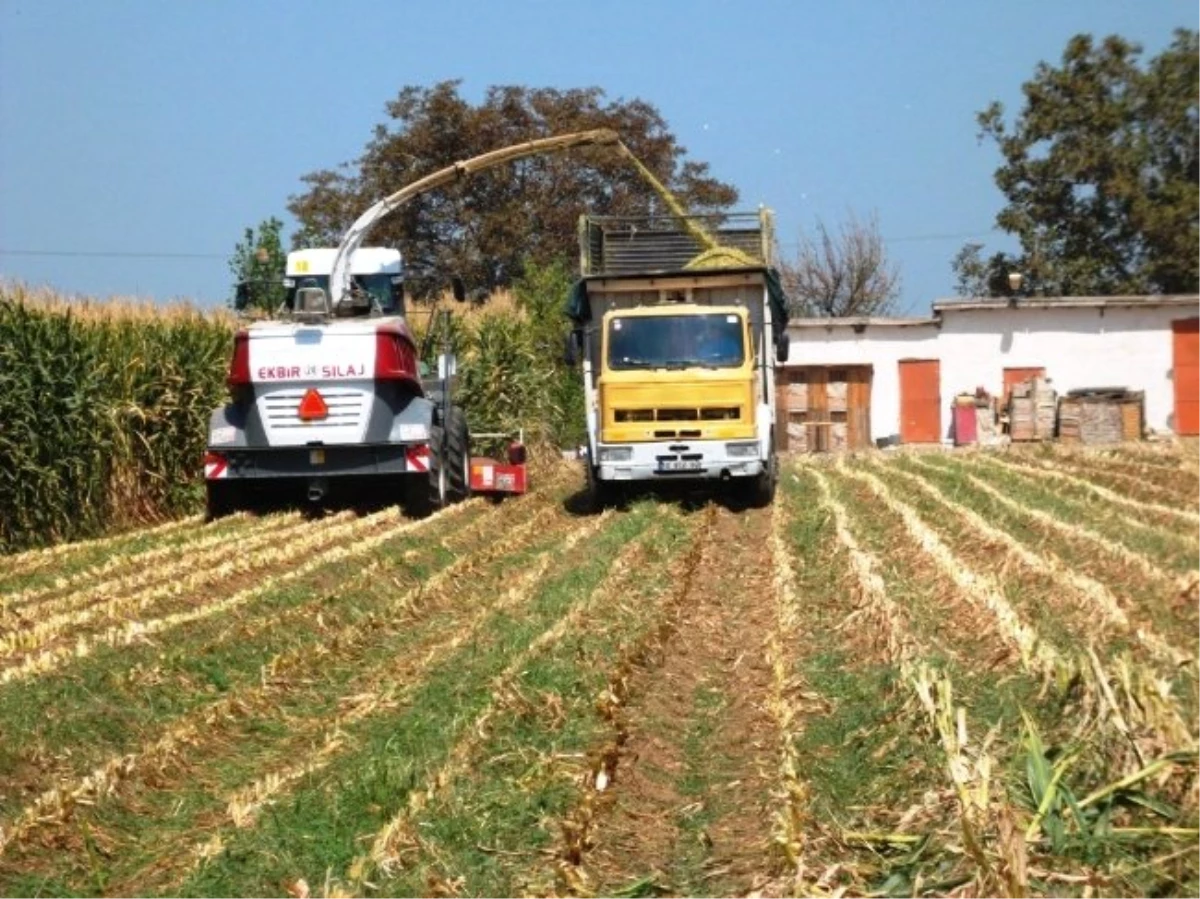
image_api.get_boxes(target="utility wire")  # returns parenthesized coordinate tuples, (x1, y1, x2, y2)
(776, 227, 1001, 249)
(3, 226, 1005, 260)
(0, 249, 226, 259)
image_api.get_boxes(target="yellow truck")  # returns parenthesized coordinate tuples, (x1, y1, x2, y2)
(566, 209, 790, 507)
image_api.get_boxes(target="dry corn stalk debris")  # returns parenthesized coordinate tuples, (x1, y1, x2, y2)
(959, 452, 1199, 555)
(0, 497, 557, 861)
(328, 512, 617, 892)
(0, 501, 490, 858)
(1, 514, 205, 580)
(0, 510, 400, 686)
(812, 469, 1009, 895)
(873, 458, 1184, 670)
(905, 455, 1180, 596)
(1, 511, 301, 617)
(984, 452, 1200, 528)
(764, 496, 812, 888)
(838, 463, 1065, 679)
(0, 513, 327, 655)
(1050, 455, 1199, 508)
(842, 463, 1196, 764)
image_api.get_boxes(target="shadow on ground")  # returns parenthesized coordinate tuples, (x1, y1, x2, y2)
(562, 478, 760, 517)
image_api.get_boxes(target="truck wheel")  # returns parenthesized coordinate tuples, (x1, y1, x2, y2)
(746, 456, 778, 508)
(429, 406, 471, 509)
(205, 481, 237, 522)
(584, 449, 611, 512)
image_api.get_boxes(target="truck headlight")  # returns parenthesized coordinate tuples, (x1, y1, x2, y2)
(725, 441, 759, 458)
(599, 446, 633, 463)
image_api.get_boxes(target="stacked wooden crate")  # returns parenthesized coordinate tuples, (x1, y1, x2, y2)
(1009, 377, 1057, 441)
(1058, 388, 1144, 444)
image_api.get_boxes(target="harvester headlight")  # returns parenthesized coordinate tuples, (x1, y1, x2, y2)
(725, 441, 760, 458)
(599, 446, 633, 463)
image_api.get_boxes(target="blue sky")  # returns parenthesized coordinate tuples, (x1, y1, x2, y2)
(0, 0, 1194, 314)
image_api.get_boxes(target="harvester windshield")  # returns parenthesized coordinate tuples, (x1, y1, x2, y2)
(607, 313, 745, 371)
(284, 274, 401, 315)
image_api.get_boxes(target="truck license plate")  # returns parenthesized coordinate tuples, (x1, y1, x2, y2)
(310, 449, 325, 465)
(658, 460, 703, 472)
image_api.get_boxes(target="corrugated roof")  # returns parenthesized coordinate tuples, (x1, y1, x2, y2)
(932, 294, 1199, 313)
(787, 315, 935, 330)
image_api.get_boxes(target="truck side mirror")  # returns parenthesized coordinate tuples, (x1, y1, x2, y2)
(450, 275, 466, 303)
(775, 331, 790, 363)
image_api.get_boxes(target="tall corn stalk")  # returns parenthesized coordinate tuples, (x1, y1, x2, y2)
(0, 287, 233, 551)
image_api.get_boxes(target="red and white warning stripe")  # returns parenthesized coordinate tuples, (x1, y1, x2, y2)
(405, 445, 430, 473)
(204, 452, 228, 480)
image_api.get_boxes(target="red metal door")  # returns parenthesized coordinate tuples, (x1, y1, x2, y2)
(1002, 366, 1046, 405)
(1173, 319, 1199, 436)
(899, 359, 941, 444)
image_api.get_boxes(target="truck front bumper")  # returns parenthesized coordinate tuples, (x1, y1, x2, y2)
(595, 440, 766, 482)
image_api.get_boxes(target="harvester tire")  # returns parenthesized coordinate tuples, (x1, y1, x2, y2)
(429, 406, 471, 510)
(205, 481, 236, 522)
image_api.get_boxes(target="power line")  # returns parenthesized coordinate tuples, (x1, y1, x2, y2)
(0, 249, 226, 259)
(4, 226, 1005, 259)
(776, 227, 1002, 248)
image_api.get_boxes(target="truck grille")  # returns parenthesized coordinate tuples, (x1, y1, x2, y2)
(258, 387, 370, 445)
(615, 406, 740, 423)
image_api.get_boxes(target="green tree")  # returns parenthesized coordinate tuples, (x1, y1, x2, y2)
(952, 29, 1198, 297)
(951, 242, 1017, 298)
(229, 217, 288, 313)
(288, 81, 738, 298)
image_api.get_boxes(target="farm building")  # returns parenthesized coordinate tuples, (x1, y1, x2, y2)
(778, 294, 1199, 451)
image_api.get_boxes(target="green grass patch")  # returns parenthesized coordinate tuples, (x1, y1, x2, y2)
(370, 513, 694, 898)
(928, 453, 1197, 576)
(975, 455, 1197, 547)
(173, 504, 661, 897)
(857, 460, 1136, 664)
(0, 504, 495, 822)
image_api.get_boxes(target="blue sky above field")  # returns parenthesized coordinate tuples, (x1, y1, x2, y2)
(0, 0, 1194, 313)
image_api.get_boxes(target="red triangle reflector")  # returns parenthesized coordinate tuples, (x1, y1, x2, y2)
(297, 388, 328, 421)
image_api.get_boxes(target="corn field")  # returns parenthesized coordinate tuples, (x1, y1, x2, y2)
(0, 442, 1195, 897)
(0, 286, 234, 552)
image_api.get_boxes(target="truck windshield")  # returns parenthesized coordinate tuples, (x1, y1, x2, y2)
(286, 274, 399, 313)
(607, 314, 745, 370)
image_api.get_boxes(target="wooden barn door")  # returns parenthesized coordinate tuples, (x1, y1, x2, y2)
(776, 366, 873, 452)
(1173, 319, 1199, 436)
(899, 359, 941, 444)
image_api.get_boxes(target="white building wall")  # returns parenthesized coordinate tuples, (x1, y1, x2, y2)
(786, 303, 1198, 444)
(786, 324, 940, 444)
(938, 305, 1191, 437)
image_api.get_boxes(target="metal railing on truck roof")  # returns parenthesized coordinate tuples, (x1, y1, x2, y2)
(578, 209, 776, 277)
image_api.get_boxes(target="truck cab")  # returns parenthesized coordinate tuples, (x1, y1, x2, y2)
(567, 210, 790, 508)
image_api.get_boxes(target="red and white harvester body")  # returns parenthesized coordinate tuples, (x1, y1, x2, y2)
(204, 246, 527, 518)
